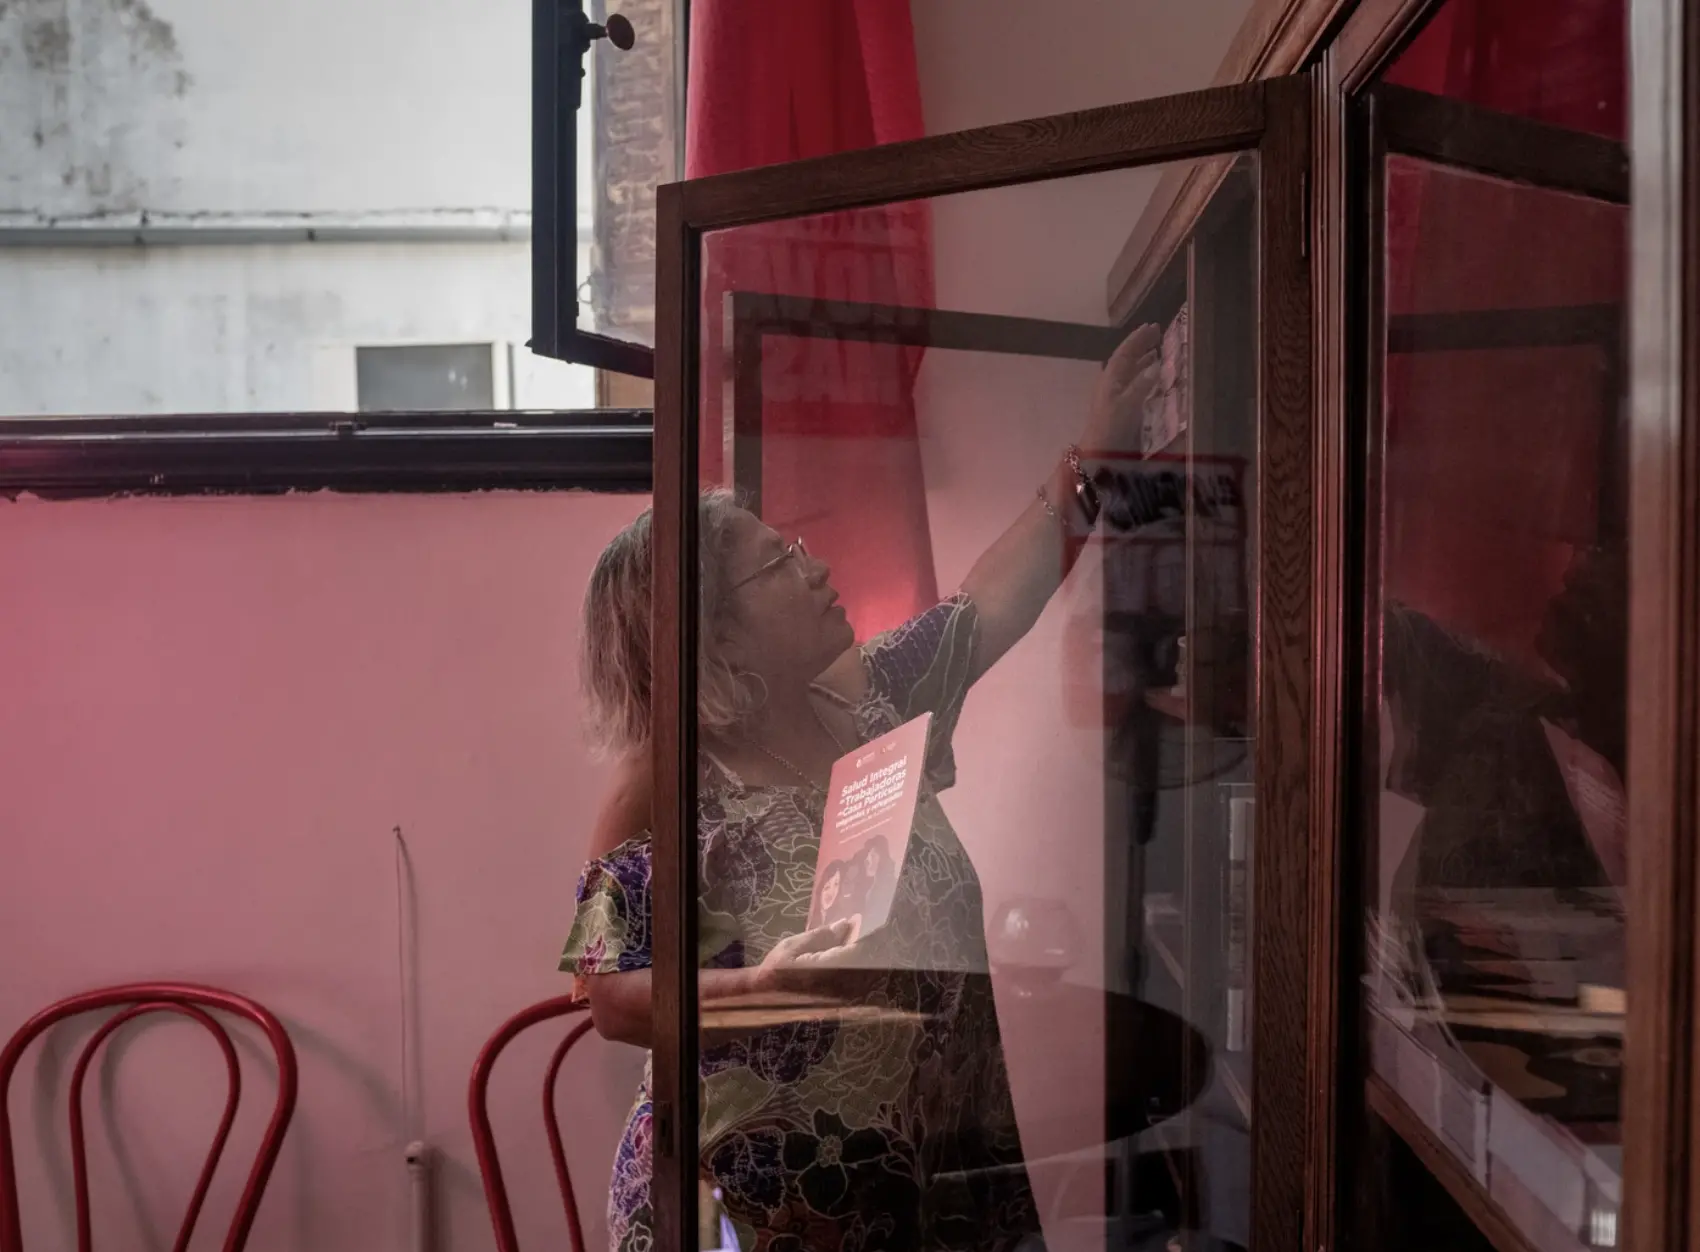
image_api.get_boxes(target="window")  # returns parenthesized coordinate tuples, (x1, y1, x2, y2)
(532, 0, 678, 378)
(355, 345, 499, 412)
(0, 0, 677, 423)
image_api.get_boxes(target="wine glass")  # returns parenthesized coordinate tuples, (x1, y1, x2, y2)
(988, 897, 1082, 998)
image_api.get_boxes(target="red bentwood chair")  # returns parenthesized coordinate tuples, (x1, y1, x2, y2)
(0, 982, 299, 1252)
(469, 995, 598, 1252)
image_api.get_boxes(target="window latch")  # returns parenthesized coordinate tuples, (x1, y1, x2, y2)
(562, 5, 635, 110)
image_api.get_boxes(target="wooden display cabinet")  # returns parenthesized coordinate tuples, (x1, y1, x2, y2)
(1095, 4, 1689, 1250)
(642, 0, 1700, 1247)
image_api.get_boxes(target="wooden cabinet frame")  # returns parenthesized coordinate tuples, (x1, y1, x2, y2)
(1621, 6, 1700, 1252)
(652, 76, 1316, 1251)
(1351, 82, 1630, 1252)
(1316, 3, 1700, 1252)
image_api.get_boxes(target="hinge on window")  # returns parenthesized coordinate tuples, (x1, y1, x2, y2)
(1301, 171, 1312, 261)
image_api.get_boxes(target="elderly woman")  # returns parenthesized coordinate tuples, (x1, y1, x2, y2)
(561, 326, 1160, 1252)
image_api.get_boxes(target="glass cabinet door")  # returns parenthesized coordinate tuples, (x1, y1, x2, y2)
(646, 79, 1320, 1252)
(1352, 49, 1632, 1252)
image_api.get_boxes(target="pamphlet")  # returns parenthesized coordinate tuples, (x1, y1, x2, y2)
(806, 713, 931, 938)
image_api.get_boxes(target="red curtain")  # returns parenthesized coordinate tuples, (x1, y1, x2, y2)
(1384, 0, 1624, 139)
(1379, 0, 1626, 668)
(687, 0, 937, 638)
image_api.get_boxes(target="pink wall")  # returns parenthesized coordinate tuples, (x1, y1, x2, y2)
(0, 472, 1131, 1252)
(911, 0, 1255, 945)
(905, 5, 1252, 1244)
(904, 193, 1131, 1252)
(0, 490, 646, 1250)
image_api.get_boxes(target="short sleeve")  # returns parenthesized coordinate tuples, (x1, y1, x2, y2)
(559, 835, 653, 976)
(859, 594, 979, 789)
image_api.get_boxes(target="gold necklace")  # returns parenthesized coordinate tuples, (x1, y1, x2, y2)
(746, 701, 848, 791)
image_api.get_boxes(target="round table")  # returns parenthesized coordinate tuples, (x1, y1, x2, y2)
(701, 978, 1211, 1151)
(993, 980, 1212, 1152)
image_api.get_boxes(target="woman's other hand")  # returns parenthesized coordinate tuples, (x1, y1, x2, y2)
(1083, 323, 1163, 456)
(753, 919, 869, 993)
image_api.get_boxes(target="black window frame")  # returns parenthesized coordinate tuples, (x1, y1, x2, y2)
(530, 0, 685, 380)
(0, 411, 652, 498)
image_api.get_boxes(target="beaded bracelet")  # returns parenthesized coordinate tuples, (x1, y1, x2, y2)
(1064, 444, 1102, 527)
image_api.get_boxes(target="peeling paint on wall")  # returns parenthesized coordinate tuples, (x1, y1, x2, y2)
(111, 0, 180, 62)
(2, 0, 539, 221)
(0, 0, 190, 215)
(21, 8, 70, 73)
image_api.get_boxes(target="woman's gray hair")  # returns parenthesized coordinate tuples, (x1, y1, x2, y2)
(580, 487, 764, 755)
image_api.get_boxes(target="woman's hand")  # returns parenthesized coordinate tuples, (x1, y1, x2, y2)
(958, 321, 1165, 682)
(753, 919, 868, 994)
(1081, 323, 1163, 456)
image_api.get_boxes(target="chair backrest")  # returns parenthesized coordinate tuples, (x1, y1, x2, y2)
(468, 996, 596, 1252)
(0, 982, 299, 1252)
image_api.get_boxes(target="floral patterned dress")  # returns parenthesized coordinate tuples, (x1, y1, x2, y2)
(560, 596, 1044, 1252)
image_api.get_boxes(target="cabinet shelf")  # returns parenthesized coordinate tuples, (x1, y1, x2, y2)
(1369, 1075, 1547, 1252)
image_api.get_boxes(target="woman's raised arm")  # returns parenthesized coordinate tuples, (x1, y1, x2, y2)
(960, 324, 1160, 680)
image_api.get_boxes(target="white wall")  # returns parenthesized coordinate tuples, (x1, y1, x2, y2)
(913, 0, 1253, 132)
(0, 489, 647, 1251)
(0, 0, 533, 218)
(0, 243, 592, 415)
(0, 0, 597, 416)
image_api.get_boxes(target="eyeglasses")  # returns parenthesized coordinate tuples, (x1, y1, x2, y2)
(730, 537, 809, 592)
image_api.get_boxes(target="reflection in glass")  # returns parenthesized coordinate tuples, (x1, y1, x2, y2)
(563, 157, 1262, 1250)
(1364, 154, 1628, 1250)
